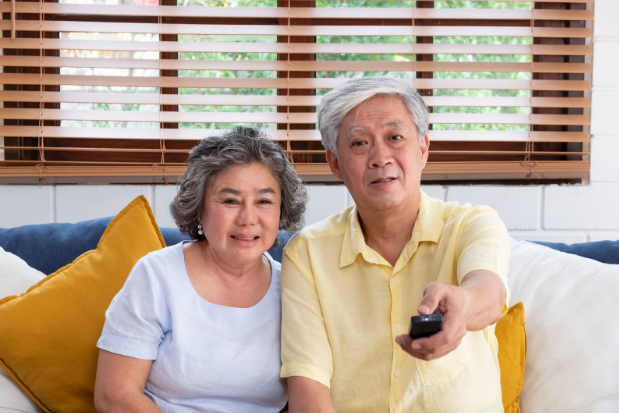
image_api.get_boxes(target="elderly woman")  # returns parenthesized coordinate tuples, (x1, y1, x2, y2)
(94, 126, 307, 413)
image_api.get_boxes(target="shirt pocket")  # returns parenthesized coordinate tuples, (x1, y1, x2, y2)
(415, 339, 470, 386)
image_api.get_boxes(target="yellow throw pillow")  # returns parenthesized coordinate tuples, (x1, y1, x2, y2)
(496, 302, 527, 413)
(0, 195, 166, 413)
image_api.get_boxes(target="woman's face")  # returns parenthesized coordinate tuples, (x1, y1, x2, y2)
(201, 162, 281, 266)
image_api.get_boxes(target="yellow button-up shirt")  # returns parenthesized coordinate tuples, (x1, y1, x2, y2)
(281, 192, 511, 413)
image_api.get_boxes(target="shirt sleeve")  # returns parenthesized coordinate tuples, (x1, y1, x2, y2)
(456, 207, 511, 315)
(97, 257, 170, 360)
(280, 239, 333, 388)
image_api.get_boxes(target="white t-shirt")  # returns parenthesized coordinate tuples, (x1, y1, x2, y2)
(97, 242, 287, 413)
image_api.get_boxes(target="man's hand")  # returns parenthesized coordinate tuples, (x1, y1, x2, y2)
(395, 282, 468, 361)
(395, 269, 506, 361)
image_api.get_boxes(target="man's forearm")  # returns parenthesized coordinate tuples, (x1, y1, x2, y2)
(459, 270, 506, 331)
(287, 376, 336, 413)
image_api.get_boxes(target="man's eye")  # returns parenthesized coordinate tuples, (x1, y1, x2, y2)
(352, 140, 367, 147)
(391, 135, 403, 141)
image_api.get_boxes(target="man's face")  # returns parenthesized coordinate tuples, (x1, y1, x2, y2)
(326, 95, 429, 213)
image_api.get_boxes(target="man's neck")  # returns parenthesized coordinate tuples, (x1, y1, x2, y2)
(357, 196, 421, 267)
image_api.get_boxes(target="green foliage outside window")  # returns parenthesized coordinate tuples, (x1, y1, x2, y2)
(61, 0, 535, 133)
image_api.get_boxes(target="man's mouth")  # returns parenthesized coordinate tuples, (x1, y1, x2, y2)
(372, 178, 395, 184)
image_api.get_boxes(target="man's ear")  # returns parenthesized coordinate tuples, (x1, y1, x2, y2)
(326, 150, 343, 181)
(420, 134, 430, 169)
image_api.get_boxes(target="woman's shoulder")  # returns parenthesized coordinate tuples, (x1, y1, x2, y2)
(139, 241, 184, 265)
(130, 242, 186, 283)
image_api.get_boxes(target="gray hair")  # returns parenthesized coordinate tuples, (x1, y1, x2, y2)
(317, 77, 429, 156)
(170, 126, 307, 241)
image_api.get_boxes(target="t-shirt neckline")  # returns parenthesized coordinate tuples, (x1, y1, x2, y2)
(177, 240, 276, 311)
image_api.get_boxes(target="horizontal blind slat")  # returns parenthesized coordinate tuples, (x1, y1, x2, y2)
(0, 126, 590, 143)
(0, 3, 594, 21)
(0, 38, 593, 56)
(0, 91, 590, 108)
(0, 109, 591, 126)
(0, 161, 592, 181)
(0, 21, 593, 38)
(0, 74, 592, 91)
(2, 56, 592, 74)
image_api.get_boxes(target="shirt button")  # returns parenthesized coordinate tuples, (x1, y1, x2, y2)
(395, 370, 401, 378)
(396, 324, 402, 332)
(391, 278, 397, 284)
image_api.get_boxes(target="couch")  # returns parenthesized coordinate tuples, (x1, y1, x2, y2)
(1, 208, 618, 413)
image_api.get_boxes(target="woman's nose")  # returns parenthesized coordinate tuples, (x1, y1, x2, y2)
(237, 204, 257, 226)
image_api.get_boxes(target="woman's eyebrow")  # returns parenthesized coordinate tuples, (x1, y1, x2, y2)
(219, 188, 241, 195)
(257, 188, 276, 195)
(218, 187, 276, 195)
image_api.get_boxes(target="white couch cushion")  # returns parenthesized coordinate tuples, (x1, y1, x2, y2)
(0, 247, 45, 413)
(509, 239, 619, 413)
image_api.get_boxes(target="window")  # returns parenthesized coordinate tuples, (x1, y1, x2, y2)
(0, 0, 593, 182)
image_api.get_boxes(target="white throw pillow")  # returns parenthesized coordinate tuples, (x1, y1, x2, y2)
(508, 240, 619, 413)
(0, 247, 46, 297)
(0, 247, 45, 413)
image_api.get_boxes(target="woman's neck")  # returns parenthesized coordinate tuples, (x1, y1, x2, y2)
(184, 240, 272, 308)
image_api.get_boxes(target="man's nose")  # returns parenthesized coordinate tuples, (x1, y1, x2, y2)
(369, 140, 393, 168)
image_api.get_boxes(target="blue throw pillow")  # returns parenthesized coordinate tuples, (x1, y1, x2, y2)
(533, 240, 619, 265)
(0, 217, 115, 275)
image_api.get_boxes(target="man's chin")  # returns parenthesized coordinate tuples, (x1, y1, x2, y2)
(361, 196, 405, 212)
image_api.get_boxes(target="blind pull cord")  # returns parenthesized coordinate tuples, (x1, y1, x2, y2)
(523, 10, 537, 179)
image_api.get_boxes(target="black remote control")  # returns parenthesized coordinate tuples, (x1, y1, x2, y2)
(408, 314, 443, 339)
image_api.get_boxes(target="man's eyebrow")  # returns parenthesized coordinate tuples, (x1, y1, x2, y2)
(346, 120, 404, 136)
(345, 125, 365, 137)
(384, 120, 404, 128)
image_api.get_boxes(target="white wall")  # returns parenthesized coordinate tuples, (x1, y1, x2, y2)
(0, 0, 617, 243)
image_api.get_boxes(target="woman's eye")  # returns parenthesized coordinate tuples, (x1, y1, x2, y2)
(224, 199, 239, 204)
(258, 199, 273, 204)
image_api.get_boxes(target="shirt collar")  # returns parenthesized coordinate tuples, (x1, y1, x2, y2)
(339, 191, 444, 269)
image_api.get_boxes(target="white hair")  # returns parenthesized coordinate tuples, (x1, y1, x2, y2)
(317, 77, 429, 156)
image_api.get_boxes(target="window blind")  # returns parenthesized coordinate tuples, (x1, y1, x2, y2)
(0, 0, 592, 182)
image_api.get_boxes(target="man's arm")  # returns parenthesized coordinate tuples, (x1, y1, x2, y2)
(395, 269, 505, 361)
(287, 377, 336, 413)
(281, 242, 336, 412)
(457, 269, 506, 330)
(396, 206, 510, 361)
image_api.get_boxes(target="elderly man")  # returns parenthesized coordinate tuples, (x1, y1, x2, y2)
(281, 77, 510, 413)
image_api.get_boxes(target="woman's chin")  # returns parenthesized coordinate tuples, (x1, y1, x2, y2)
(225, 243, 268, 263)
